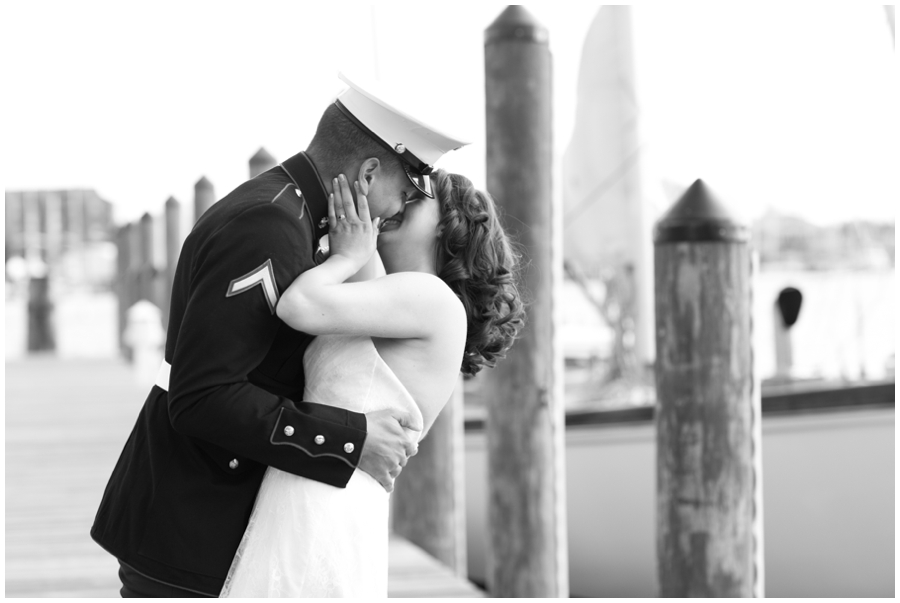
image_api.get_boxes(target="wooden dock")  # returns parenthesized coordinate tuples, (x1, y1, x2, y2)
(5, 355, 484, 598)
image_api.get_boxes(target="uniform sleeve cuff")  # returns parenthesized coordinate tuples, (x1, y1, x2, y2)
(270, 407, 367, 469)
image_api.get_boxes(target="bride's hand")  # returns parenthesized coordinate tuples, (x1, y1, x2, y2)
(327, 174, 380, 271)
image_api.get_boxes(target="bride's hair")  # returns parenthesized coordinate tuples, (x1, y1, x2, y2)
(432, 169, 525, 376)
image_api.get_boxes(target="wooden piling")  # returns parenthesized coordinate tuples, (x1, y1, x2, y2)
(27, 276, 54, 352)
(163, 196, 181, 329)
(115, 223, 132, 357)
(773, 287, 802, 380)
(653, 179, 761, 597)
(194, 176, 215, 224)
(126, 218, 142, 310)
(249, 147, 276, 179)
(483, 5, 568, 598)
(137, 212, 155, 303)
(393, 378, 467, 575)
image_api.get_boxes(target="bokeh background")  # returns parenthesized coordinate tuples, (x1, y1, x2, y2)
(4, 2, 896, 598)
(5, 3, 894, 391)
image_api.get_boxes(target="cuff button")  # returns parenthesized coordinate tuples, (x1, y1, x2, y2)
(284, 426, 295, 436)
(314, 435, 325, 445)
(229, 459, 239, 470)
(343, 443, 355, 454)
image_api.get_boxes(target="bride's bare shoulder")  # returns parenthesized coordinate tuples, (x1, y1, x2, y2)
(381, 272, 466, 334)
(384, 272, 463, 306)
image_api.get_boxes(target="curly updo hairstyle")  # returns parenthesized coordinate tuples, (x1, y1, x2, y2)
(431, 169, 525, 376)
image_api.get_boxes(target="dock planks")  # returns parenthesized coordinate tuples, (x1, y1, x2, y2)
(5, 356, 484, 598)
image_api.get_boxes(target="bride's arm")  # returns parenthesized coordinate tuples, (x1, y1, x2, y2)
(346, 249, 385, 284)
(276, 176, 464, 340)
(279, 270, 464, 340)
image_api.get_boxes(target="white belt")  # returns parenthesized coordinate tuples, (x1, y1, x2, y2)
(156, 360, 171, 392)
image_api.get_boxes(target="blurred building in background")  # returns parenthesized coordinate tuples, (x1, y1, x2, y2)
(5, 189, 114, 252)
(5, 189, 118, 359)
(753, 210, 894, 271)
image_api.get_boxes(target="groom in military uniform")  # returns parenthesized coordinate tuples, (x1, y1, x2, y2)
(91, 73, 468, 597)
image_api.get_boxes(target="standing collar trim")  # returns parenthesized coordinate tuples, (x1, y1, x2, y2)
(280, 151, 328, 241)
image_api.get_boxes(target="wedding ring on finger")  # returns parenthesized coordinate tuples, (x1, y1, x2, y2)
(338, 214, 346, 220)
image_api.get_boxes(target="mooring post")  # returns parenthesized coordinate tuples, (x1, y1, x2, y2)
(483, 5, 568, 597)
(393, 378, 467, 575)
(249, 147, 276, 179)
(116, 223, 133, 358)
(653, 179, 762, 597)
(27, 272, 54, 352)
(126, 219, 142, 357)
(163, 196, 181, 329)
(194, 176, 215, 224)
(137, 212, 156, 305)
(774, 287, 802, 380)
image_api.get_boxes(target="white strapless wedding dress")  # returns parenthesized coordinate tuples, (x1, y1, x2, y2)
(220, 334, 422, 598)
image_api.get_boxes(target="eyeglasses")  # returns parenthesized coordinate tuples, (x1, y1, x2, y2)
(403, 164, 434, 199)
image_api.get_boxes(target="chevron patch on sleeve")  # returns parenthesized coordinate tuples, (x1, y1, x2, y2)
(226, 259, 280, 314)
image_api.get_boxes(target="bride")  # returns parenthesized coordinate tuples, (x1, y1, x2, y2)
(220, 169, 524, 597)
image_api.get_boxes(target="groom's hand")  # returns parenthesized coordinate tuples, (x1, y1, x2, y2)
(359, 409, 421, 492)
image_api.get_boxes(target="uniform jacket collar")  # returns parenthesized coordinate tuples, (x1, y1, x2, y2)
(280, 151, 329, 242)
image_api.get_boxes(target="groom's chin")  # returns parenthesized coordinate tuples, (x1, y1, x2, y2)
(378, 222, 402, 234)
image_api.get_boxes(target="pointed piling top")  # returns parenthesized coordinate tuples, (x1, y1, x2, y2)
(165, 195, 179, 207)
(654, 179, 748, 244)
(194, 176, 213, 191)
(485, 5, 548, 45)
(250, 147, 275, 166)
(249, 147, 277, 178)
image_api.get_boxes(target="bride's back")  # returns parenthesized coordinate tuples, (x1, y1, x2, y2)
(335, 261, 467, 435)
(300, 327, 462, 439)
(371, 327, 464, 435)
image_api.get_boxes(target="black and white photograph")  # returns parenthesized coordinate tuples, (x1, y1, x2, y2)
(4, 2, 896, 598)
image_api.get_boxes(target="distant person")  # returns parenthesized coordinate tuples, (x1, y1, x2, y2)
(92, 74, 476, 597)
(221, 169, 524, 597)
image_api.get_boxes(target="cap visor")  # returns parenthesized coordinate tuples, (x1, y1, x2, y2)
(404, 167, 433, 199)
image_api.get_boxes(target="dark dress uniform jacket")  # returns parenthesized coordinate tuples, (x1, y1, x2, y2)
(91, 153, 367, 596)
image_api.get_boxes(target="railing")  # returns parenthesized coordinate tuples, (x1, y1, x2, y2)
(464, 380, 896, 430)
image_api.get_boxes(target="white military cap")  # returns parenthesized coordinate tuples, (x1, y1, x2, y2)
(334, 72, 470, 198)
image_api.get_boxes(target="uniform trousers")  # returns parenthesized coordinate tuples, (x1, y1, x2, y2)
(118, 562, 214, 598)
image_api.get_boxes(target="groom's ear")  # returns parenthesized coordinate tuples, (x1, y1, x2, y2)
(357, 158, 380, 195)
